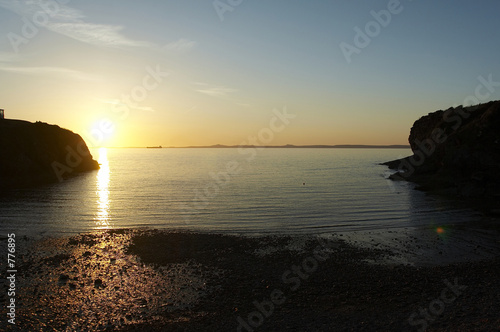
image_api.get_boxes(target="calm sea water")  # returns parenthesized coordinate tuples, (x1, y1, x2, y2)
(0, 148, 480, 237)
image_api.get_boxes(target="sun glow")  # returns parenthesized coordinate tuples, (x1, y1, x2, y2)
(95, 147, 111, 229)
(89, 119, 116, 147)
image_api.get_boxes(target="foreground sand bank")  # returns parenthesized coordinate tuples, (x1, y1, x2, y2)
(1, 226, 499, 331)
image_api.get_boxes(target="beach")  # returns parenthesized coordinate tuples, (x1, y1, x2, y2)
(2, 1, 500, 331)
(2, 222, 499, 331)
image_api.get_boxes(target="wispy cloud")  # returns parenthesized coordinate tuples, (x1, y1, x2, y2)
(195, 82, 237, 97)
(0, 51, 19, 63)
(0, 65, 98, 81)
(163, 39, 196, 53)
(0, 0, 85, 21)
(0, 0, 152, 49)
(197, 87, 238, 97)
(49, 23, 152, 48)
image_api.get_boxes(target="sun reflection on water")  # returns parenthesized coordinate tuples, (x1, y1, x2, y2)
(95, 147, 111, 229)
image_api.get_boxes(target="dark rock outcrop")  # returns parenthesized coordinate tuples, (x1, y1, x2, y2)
(384, 101, 500, 203)
(0, 119, 99, 190)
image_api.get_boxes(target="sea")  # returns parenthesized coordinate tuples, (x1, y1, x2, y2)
(0, 148, 481, 238)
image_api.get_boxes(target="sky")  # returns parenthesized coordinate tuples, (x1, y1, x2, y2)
(0, 0, 499, 147)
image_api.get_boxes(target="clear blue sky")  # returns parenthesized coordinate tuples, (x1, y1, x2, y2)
(0, 0, 499, 147)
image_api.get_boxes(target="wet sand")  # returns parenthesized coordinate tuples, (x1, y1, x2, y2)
(1, 223, 499, 331)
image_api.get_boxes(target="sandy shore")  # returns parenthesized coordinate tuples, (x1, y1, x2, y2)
(1, 223, 499, 331)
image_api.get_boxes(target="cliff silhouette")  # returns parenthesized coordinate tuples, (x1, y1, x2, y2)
(0, 119, 99, 190)
(384, 100, 500, 209)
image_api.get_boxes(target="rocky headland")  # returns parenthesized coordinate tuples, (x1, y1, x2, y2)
(384, 100, 500, 212)
(0, 119, 99, 190)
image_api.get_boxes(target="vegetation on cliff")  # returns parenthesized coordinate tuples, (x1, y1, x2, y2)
(0, 119, 99, 190)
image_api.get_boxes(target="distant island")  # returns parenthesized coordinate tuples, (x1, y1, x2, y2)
(384, 100, 500, 214)
(0, 119, 99, 190)
(163, 144, 410, 149)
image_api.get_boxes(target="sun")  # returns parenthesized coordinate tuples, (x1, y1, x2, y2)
(89, 118, 116, 147)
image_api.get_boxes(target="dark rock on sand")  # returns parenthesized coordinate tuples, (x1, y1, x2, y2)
(0, 119, 99, 190)
(384, 100, 500, 209)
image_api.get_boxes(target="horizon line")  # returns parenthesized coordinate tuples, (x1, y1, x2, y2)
(97, 144, 411, 149)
